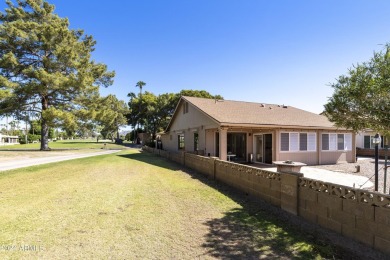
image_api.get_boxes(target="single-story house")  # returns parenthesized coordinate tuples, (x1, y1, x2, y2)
(160, 96, 356, 165)
(356, 130, 386, 149)
(355, 130, 388, 157)
(0, 134, 19, 146)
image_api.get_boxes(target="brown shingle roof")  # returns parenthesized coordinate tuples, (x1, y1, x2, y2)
(183, 96, 336, 129)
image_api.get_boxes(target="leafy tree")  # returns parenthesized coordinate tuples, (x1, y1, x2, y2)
(324, 44, 390, 137)
(0, 0, 114, 150)
(95, 94, 128, 142)
(127, 91, 173, 139)
(127, 89, 223, 140)
(175, 89, 223, 103)
(29, 120, 41, 135)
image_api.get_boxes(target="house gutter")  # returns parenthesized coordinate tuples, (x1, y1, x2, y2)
(219, 123, 348, 131)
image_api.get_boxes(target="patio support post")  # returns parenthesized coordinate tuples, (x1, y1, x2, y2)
(219, 127, 228, 161)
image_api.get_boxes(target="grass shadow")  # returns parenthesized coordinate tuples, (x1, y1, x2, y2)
(116, 151, 184, 171)
(119, 151, 384, 259)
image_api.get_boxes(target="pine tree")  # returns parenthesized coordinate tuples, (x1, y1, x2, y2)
(0, 0, 114, 150)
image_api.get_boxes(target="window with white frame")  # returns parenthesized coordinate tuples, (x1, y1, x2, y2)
(178, 134, 185, 150)
(363, 135, 384, 149)
(322, 133, 352, 151)
(280, 132, 316, 152)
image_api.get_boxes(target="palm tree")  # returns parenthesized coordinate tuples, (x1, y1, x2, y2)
(136, 81, 146, 97)
(135, 81, 146, 144)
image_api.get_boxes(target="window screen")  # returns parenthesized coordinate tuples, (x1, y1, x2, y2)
(280, 133, 289, 151)
(290, 133, 299, 151)
(337, 134, 344, 150)
(299, 133, 307, 151)
(344, 134, 352, 150)
(308, 133, 316, 151)
(322, 134, 329, 150)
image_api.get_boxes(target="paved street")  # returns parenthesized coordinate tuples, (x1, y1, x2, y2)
(0, 150, 120, 171)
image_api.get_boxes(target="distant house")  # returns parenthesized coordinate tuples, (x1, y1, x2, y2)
(355, 130, 388, 157)
(0, 134, 19, 146)
(356, 130, 385, 149)
(160, 96, 356, 165)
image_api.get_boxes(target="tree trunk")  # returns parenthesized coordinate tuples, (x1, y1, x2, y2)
(40, 97, 50, 151)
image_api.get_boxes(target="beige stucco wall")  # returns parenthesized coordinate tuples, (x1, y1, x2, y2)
(162, 101, 218, 153)
(356, 132, 365, 149)
(162, 103, 355, 165)
(278, 152, 319, 165)
(164, 126, 355, 165)
(274, 129, 319, 165)
(169, 101, 217, 131)
(318, 130, 355, 164)
(205, 129, 216, 156)
(160, 133, 177, 151)
(260, 128, 355, 165)
(319, 151, 351, 164)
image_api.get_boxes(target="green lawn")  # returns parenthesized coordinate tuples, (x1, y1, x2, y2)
(0, 150, 350, 259)
(1, 139, 127, 150)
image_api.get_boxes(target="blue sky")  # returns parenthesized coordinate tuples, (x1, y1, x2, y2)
(2, 0, 390, 117)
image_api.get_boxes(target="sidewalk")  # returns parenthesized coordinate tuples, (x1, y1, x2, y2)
(0, 150, 120, 171)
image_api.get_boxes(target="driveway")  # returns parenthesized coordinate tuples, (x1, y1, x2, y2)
(0, 150, 120, 171)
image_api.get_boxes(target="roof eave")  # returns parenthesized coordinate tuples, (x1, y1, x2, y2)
(219, 122, 349, 130)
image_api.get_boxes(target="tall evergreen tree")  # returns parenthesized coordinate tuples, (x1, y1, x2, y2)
(0, 0, 114, 150)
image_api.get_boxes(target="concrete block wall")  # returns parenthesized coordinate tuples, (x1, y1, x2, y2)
(214, 160, 282, 207)
(142, 147, 390, 256)
(170, 151, 184, 165)
(184, 153, 215, 178)
(299, 178, 390, 255)
(159, 149, 170, 159)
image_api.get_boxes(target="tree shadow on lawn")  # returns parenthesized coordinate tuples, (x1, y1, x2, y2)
(118, 151, 381, 260)
(117, 151, 184, 171)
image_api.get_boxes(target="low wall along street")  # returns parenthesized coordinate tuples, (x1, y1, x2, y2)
(356, 148, 389, 158)
(143, 147, 390, 256)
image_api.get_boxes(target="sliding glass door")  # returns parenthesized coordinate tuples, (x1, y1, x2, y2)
(227, 133, 246, 161)
(254, 134, 272, 164)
